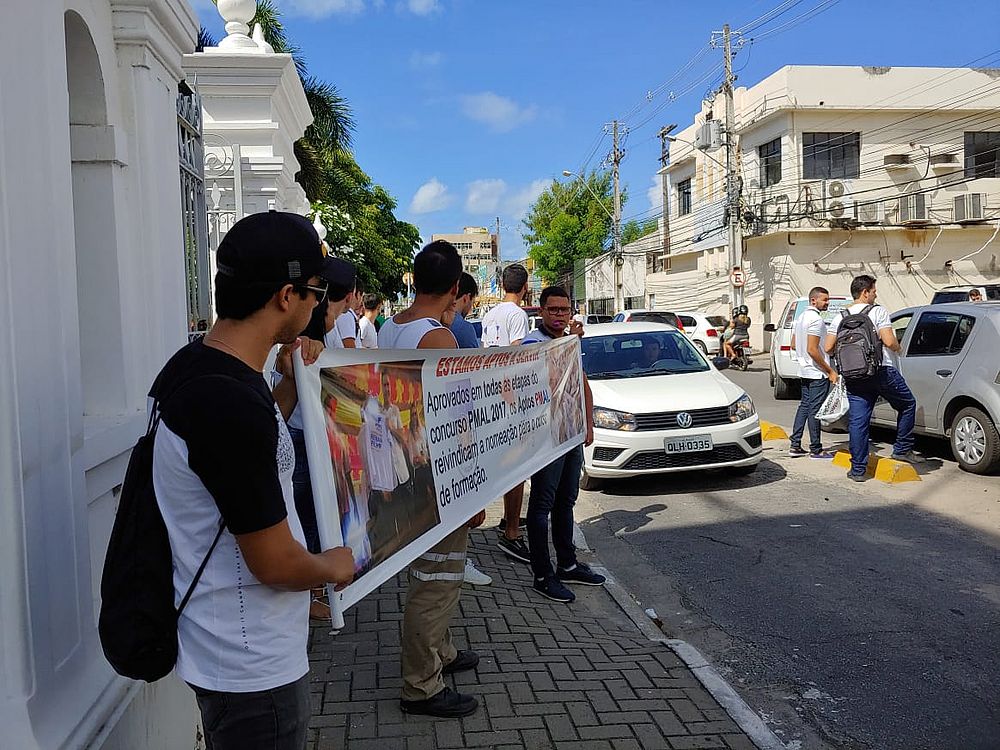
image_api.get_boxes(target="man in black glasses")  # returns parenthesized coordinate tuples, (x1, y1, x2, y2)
(148, 211, 355, 750)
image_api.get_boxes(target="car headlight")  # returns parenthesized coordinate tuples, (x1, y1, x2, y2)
(593, 407, 638, 431)
(729, 394, 755, 422)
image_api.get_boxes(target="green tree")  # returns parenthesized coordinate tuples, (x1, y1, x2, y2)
(522, 171, 625, 283)
(621, 217, 659, 245)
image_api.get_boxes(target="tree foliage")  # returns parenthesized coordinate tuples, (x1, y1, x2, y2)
(522, 171, 625, 284)
(200, 1, 417, 296)
(622, 217, 659, 245)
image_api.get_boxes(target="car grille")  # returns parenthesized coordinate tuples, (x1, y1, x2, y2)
(621, 444, 749, 471)
(746, 431, 762, 449)
(633, 405, 732, 431)
(593, 446, 625, 462)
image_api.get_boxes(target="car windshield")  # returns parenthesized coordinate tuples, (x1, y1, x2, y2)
(582, 331, 709, 378)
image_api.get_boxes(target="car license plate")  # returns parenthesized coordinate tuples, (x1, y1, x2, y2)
(664, 435, 714, 454)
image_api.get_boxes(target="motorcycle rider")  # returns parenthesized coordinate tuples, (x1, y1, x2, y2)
(723, 305, 751, 361)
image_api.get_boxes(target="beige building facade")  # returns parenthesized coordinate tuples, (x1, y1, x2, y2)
(647, 65, 1000, 349)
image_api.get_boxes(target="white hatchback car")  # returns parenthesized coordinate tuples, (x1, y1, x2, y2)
(581, 323, 762, 488)
(764, 295, 849, 399)
(676, 311, 726, 355)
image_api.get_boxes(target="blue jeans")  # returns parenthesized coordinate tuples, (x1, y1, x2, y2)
(790, 378, 830, 453)
(191, 674, 310, 750)
(289, 428, 321, 554)
(527, 445, 584, 580)
(845, 366, 917, 475)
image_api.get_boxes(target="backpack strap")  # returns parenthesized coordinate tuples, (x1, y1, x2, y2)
(860, 304, 875, 316)
(177, 519, 226, 617)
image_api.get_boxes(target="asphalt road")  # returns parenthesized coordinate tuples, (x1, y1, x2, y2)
(577, 365, 1000, 750)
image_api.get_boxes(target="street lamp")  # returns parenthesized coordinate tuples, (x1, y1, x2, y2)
(562, 169, 623, 313)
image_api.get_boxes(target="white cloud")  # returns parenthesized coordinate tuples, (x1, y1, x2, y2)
(647, 175, 663, 212)
(284, 0, 365, 18)
(459, 92, 538, 133)
(405, 0, 441, 14)
(505, 179, 549, 219)
(409, 51, 444, 69)
(409, 178, 453, 214)
(465, 179, 507, 213)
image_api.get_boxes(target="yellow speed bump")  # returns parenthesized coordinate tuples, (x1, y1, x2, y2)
(759, 420, 788, 441)
(833, 451, 920, 483)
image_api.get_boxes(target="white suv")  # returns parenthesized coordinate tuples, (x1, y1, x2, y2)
(764, 295, 849, 399)
(676, 312, 726, 355)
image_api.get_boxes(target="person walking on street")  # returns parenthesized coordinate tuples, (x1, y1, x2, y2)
(481, 264, 531, 564)
(520, 286, 601, 603)
(379, 240, 484, 719)
(151, 211, 355, 750)
(825, 275, 920, 481)
(788, 287, 838, 460)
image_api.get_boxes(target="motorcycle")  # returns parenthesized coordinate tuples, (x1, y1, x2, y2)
(730, 340, 753, 371)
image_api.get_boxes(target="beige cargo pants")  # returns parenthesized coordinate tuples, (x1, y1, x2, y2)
(400, 524, 469, 701)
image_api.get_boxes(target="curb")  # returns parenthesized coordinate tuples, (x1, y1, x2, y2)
(759, 420, 788, 441)
(832, 450, 921, 483)
(593, 565, 788, 750)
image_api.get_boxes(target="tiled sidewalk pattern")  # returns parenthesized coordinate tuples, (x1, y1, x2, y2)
(307, 530, 755, 750)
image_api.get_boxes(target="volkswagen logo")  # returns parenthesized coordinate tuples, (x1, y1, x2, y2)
(676, 412, 693, 428)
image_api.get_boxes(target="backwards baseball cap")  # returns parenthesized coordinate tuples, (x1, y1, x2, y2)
(216, 211, 351, 286)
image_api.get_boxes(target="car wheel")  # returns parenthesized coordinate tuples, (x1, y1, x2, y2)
(951, 406, 1000, 474)
(695, 340, 708, 355)
(773, 375, 797, 400)
(731, 463, 758, 476)
(769, 366, 775, 388)
(579, 470, 603, 491)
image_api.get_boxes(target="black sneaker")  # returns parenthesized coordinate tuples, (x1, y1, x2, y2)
(497, 535, 530, 564)
(557, 562, 606, 586)
(847, 472, 867, 483)
(788, 446, 808, 458)
(890, 450, 926, 464)
(496, 517, 528, 533)
(400, 687, 479, 718)
(532, 576, 575, 603)
(441, 650, 479, 675)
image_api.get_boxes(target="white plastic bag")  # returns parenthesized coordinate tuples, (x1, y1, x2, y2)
(816, 378, 849, 425)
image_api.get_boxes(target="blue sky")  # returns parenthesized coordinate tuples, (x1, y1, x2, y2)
(196, 0, 1000, 259)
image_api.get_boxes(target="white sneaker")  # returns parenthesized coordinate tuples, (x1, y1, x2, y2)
(464, 559, 492, 586)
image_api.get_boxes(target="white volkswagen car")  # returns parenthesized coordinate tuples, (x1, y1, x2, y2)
(580, 323, 762, 489)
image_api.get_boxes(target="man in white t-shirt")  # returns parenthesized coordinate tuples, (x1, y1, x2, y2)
(824, 274, 919, 481)
(788, 287, 838, 459)
(335, 286, 359, 347)
(481, 264, 531, 563)
(358, 292, 381, 348)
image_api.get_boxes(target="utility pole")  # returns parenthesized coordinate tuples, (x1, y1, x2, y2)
(721, 23, 744, 308)
(610, 120, 624, 314)
(656, 124, 676, 275)
(494, 215, 501, 263)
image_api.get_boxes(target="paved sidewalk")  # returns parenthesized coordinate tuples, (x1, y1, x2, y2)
(306, 525, 758, 750)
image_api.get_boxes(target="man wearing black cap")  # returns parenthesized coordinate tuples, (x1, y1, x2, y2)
(149, 211, 356, 750)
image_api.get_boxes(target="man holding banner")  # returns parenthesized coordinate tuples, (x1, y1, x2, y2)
(378, 241, 484, 719)
(521, 286, 603, 603)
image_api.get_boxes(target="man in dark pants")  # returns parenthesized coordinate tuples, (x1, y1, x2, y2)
(520, 286, 602, 603)
(788, 286, 837, 459)
(825, 275, 920, 481)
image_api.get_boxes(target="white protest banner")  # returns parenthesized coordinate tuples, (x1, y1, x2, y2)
(294, 335, 585, 625)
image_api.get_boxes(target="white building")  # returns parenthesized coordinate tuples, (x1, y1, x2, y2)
(0, 1, 311, 747)
(647, 66, 1000, 348)
(572, 240, 651, 315)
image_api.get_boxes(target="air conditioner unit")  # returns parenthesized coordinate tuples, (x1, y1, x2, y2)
(899, 193, 929, 225)
(827, 180, 849, 200)
(954, 193, 986, 223)
(824, 181, 851, 220)
(854, 200, 885, 225)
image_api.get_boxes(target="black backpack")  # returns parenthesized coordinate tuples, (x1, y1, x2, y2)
(834, 304, 883, 381)
(99, 377, 226, 682)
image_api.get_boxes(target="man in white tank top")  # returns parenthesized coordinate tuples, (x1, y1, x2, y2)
(380, 241, 484, 719)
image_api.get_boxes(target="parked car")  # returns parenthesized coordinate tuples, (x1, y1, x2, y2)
(764, 295, 850, 399)
(675, 311, 723, 354)
(580, 323, 762, 489)
(871, 301, 1000, 474)
(930, 284, 1000, 304)
(577, 314, 613, 324)
(611, 308, 684, 331)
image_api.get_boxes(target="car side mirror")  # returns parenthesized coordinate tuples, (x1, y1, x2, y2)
(763, 323, 776, 332)
(712, 356, 730, 370)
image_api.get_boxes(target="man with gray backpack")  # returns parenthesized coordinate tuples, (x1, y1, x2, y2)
(824, 274, 920, 481)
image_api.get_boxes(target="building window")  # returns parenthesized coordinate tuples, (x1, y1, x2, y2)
(964, 132, 1000, 178)
(758, 137, 782, 187)
(624, 296, 643, 311)
(803, 132, 860, 179)
(677, 178, 692, 216)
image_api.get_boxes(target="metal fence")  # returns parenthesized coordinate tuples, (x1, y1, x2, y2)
(177, 87, 211, 336)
